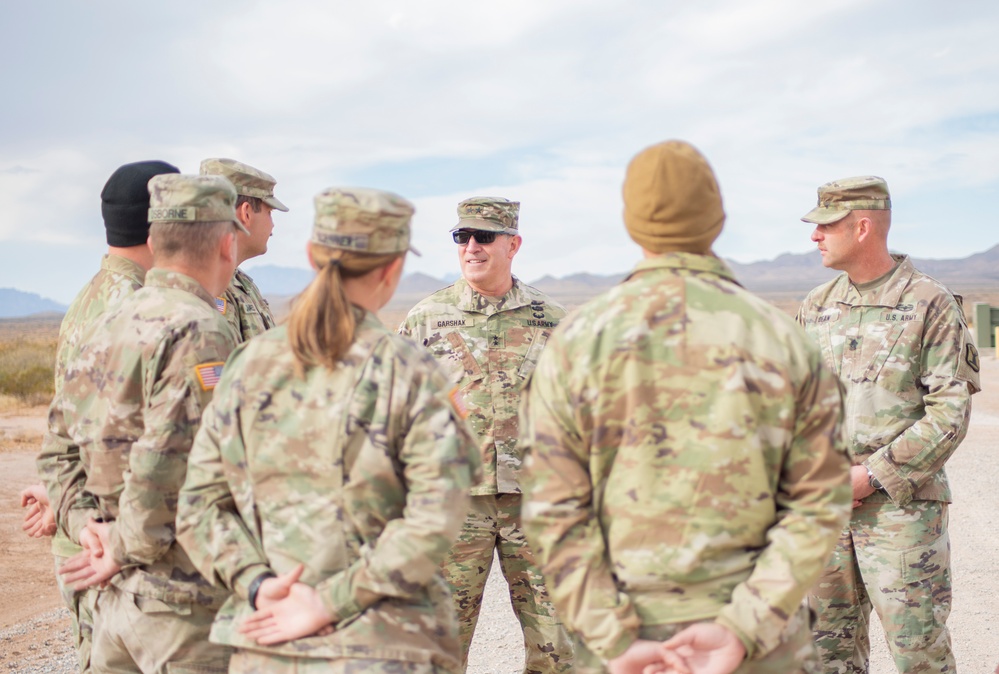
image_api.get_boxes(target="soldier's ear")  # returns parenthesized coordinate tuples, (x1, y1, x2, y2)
(507, 234, 523, 258)
(854, 216, 873, 243)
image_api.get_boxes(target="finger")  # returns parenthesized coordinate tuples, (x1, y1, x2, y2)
(659, 649, 691, 674)
(239, 611, 276, 632)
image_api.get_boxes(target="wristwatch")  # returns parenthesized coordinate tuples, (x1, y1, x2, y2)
(865, 466, 883, 491)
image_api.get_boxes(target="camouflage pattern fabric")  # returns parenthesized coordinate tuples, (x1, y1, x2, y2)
(63, 268, 235, 670)
(571, 605, 821, 674)
(92, 585, 230, 673)
(442, 494, 573, 672)
(796, 254, 980, 505)
(399, 276, 573, 672)
(230, 650, 449, 674)
(399, 276, 567, 495)
(37, 253, 145, 673)
(176, 313, 479, 671)
(220, 268, 276, 342)
(77, 269, 235, 603)
(520, 253, 852, 663)
(797, 254, 979, 673)
(54, 554, 96, 673)
(810, 501, 951, 674)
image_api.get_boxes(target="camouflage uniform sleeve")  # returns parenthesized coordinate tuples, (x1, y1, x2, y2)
(106, 328, 236, 567)
(314, 348, 475, 625)
(520, 340, 642, 662)
(176, 347, 272, 597)
(37, 402, 99, 545)
(865, 294, 979, 506)
(715, 353, 852, 658)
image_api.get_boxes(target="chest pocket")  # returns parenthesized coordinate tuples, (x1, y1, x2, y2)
(518, 329, 552, 380)
(445, 332, 485, 384)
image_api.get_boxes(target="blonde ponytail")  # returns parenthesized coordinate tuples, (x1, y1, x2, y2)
(287, 243, 402, 374)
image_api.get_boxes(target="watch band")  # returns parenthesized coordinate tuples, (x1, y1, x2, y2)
(865, 466, 883, 491)
(248, 571, 277, 610)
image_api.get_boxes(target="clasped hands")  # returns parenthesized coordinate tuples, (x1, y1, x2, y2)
(58, 518, 121, 590)
(607, 623, 747, 674)
(239, 564, 336, 645)
(20, 484, 56, 538)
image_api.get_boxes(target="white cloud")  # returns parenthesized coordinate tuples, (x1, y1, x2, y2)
(2, 0, 998, 301)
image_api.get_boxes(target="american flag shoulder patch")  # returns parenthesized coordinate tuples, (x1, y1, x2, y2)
(215, 297, 227, 314)
(448, 386, 469, 419)
(195, 362, 225, 391)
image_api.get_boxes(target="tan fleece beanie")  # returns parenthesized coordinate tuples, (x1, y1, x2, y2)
(622, 140, 725, 254)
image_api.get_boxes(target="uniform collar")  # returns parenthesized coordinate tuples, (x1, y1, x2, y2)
(837, 254, 914, 307)
(144, 268, 218, 308)
(454, 275, 535, 315)
(102, 254, 146, 286)
(231, 267, 253, 292)
(625, 252, 741, 286)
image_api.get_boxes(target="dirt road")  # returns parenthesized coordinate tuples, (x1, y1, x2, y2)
(3, 354, 999, 673)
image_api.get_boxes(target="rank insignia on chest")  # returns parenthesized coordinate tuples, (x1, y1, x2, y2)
(195, 362, 225, 391)
(214, 297, 227, 314)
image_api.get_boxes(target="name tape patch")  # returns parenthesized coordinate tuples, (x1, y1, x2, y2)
(149, 207, 197, 222)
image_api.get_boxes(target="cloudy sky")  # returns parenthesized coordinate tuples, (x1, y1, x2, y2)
(2, 1, 997, 303)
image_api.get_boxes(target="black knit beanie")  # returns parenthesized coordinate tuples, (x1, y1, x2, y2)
(101, 160, 180, 246)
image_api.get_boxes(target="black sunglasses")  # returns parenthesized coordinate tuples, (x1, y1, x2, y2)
(452, 230, 498, 245)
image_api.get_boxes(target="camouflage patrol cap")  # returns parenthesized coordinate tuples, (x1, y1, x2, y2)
(312, 187, 420, 256)
(147, 174, 249, 234)
(199, 158, 290, 212)
(801, 176, 891, 225)
(452, 196, 520, 234)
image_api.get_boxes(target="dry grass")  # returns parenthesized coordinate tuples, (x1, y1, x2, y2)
(0, 317, 59, 407)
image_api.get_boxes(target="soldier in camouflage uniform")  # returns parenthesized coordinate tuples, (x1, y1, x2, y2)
(34, 159, 179, 673)
(176, 187, 479, 674)
(399, 197, 573, 673)
(797, 176, 981, 674)
(519, 141, 853, 674)
(200, 158, 289, 341)
(55, 174, 246, 673)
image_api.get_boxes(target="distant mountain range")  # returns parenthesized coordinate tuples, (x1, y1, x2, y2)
(4, 246, 998, 318)
(0, 288, 67, 319)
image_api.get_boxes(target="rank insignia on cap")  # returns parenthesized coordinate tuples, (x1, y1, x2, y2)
(966, 343, 980, 373)
(195, 362, 225, 391)
(215, 297, 227, 314)
(448, 386, 469, 419)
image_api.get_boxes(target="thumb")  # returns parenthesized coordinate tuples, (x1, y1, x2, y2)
(275, 563, 305, 588)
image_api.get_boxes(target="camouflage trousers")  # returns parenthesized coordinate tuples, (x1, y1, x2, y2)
(230, 650, 451, 673)
(442, 493, 573, 673)
(809, 499, 953, 674)
(91, 585, 232, 673)
(54, 554, 95, 674)
(569, 603, 819, 674)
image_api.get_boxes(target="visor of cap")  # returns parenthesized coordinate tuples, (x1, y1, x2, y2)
(450, 217, 519, 234)
(262, 195, 290, 212)
(801, 206, 852, 225)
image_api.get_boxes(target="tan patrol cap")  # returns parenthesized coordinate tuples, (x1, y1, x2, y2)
(312, 187, 420, 256)
(801, 175, 891, 225)
(452, 196, 520, 234)
(199, 158, 290, 212)
(147, 174, 249, 234)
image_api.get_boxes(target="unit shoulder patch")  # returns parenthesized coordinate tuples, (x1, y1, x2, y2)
(965, 343, 980, 373)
